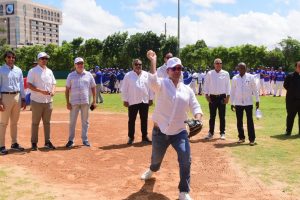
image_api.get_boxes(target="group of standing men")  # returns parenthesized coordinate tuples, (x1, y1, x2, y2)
(0, 51, 97, 155)
(1, 49, 300, 200)
(0, 51, 56, 154)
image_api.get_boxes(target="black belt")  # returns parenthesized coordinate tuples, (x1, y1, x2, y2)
(1, 91, 20, 94)
(210, 94, 225, 97)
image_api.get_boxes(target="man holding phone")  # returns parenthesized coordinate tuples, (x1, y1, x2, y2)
(65, 57, 96, 148)
(27, 52, 56, 150)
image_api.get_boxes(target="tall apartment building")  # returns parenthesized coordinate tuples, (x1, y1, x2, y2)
(0, 0, 62, 48)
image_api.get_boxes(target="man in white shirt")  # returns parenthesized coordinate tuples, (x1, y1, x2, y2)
(231, 62, 259, 146)
(157, 52, 173, 78)
(27, 52, 56, 150)
(141, 51, 203, 200)
(121, 59, 153, 145)
(204, 58, 230, 140)
(65, 57, 97, 148)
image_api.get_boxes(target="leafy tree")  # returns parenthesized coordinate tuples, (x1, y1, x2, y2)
(279, 36, 300, 71)
(102, 32, 128, 67)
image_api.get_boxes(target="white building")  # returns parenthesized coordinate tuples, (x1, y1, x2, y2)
(0, 0, 62, 48)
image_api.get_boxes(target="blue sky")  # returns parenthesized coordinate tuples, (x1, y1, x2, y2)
(33, 0, 300, 48)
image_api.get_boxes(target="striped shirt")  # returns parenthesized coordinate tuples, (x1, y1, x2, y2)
(66, 70, 96, 105)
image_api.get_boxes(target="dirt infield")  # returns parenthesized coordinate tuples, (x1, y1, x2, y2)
(0, 110, 295, 200)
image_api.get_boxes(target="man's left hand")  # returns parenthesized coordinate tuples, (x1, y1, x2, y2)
(149, 100, 153, 106)
(21, 100, 26, 110)
(256, 102, 259, 110)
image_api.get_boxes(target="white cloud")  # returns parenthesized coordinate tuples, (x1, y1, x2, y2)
(60, 0, 124, 42)
(59, 0, 300, 49)
(128, 9, 300, 48)
(125, 0, 158, 12)
(191, 0, 236, 8)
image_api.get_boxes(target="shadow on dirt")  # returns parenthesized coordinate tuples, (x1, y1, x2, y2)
(123, 179, 170, 200)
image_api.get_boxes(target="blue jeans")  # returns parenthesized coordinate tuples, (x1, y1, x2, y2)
(69, 104, 89, 142)
(150, 127, 191, 192)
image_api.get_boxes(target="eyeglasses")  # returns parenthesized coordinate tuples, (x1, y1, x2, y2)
(171, 66, 182, 72)
(165, 56, 172, 60)
(76, 62, 84, 65)
(215, 62, 222, 65)
(135, 63, 142, 66)
(40, 57, 49, 60)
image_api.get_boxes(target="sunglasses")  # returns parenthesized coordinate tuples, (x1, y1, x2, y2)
(76, 62, 84, 65)
(6, 56, 16, 59)
(215, 62, 222, 65)
(40, 57, 49, 60)
(171, 66, 182, 72)
(165, 56, 172, 59)
(135, 63, 142, 66)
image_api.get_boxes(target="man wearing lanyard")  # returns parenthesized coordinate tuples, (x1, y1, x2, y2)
(230, 62, 259, 146)
(142, 50, 203, 200)
(0, 51, 26, 155)
(27, 52, 56, 151)
(203, 58, 230, 140)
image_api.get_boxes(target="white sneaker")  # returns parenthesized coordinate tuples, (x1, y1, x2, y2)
(141, 169, 153, 180)
(179, 192, 193, 200)
(220, 134, 226, 140)
(204, 132, 213, 140)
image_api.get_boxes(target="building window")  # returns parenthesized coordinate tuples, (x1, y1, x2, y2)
(37, 8, 40, 13)
(48, 11, 50, 15)
(57, 13, 60, 18)
(54, 13, 57, 17)
(34, 7, 36, 12)
(0, 5, 3, 16)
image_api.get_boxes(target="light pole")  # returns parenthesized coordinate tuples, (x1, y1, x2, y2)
(178, 0, 180, 56)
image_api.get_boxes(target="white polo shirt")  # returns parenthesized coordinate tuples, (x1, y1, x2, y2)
(148, 73, 202, 135)
(204, 69, 231, 95)
(27, 65, 56, 103)
(230, 73, 259, 106)
(157, 64, 168, 78)
(121, 70, 153, 106)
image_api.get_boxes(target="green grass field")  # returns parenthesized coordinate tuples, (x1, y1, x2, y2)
(55, 79, 66, 87)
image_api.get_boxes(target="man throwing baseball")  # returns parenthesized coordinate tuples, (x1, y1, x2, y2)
(141, 50, 203, 200)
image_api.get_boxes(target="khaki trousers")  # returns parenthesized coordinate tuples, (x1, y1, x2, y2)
(31, 100, 53, 144)
(0, 94, 21, 147)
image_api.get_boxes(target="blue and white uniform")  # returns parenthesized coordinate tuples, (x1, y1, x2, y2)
(274, 71, 286, 96)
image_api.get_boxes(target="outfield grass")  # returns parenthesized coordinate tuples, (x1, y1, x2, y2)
(55, 79, 66, 87)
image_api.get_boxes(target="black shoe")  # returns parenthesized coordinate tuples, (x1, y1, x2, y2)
(44, 141, 56, 150)
(285, 132, 291, 136)
(82, 141, 90, 147)
(142, 137, 151, 143)
(65, 141, 74, 148)
(127, 138, 134, 145)
(31, 143, 38, 151)
(11, 143, 25, 151)
(0, 146, 8, 155)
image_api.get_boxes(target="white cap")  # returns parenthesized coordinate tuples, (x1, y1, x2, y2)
(166, 57, 182, 69)
(74, 57, 84, 64)
(37, 52, 50, 59)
